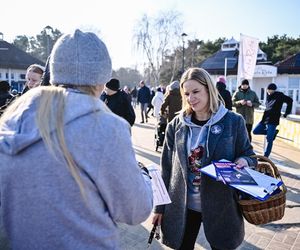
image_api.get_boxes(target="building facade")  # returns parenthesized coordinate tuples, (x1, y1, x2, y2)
(198, 37, 300, 115)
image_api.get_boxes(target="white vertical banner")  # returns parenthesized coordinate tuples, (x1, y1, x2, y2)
(237, 34, 259, 83)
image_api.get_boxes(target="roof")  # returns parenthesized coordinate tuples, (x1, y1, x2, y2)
(223, 37, 238, 45)
(198, 49, 238, 75)
(0, 40, 44, 70)
(275, 52, 300, 74)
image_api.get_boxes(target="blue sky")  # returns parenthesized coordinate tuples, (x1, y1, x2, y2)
(1, 0, 299, 70)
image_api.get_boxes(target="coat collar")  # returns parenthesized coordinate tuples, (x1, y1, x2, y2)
(174, 120, 225, 176)
(174, 125, 189, 181)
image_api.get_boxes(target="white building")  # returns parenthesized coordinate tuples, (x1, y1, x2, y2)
(198, 37, 300, 114)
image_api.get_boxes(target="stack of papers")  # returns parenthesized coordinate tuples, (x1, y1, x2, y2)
(200, 160, 283, 201)
(147, 164, 172, 206)
(214, 161, 257, 185)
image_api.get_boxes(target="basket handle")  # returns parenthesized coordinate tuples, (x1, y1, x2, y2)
(251, 155, 287, 194)
(250, 155, 280, 178)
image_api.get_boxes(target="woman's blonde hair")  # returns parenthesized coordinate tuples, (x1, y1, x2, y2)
(180, 67, 221, 115)
(0, 85, 100, 198)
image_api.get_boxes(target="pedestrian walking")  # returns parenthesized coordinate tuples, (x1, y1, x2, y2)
(253, 83, 293, 157)
(137, 80, 151, 123)
(160, 80, 182, 123)
(146, 87, 155, 117)
(0, 29, 153, 250)
(101, 78, 135, 126)
(232, 79, 260, 142)
(152, 67, 256, 250)
(130, 86, 138, 108)
(151, 87, 164, 120)
(216, 76, 232, 110)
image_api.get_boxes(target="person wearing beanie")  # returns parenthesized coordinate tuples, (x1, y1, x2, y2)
(105, 78, 120, 91)
(0, 29, 152, 249)
(161, 80, 182, 122)
(232, 79, 260, 142)
(253, 82, 293, 157)
(215, 76, 232, 110)
(100, 78, 135, 126)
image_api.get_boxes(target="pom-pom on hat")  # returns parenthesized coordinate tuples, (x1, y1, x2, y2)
(49, 29, 112, 86)
(267, 83, 277, 90)
(217, 76, 226, 84)
(105, 78, 120, 91)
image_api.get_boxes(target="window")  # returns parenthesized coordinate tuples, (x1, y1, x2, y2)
(11, 73, 14, 79)
(20, 74, 26, 80)
(288, 77, 300, 89)
(260, 88, 265, 100)
(5, 73, 8, 79)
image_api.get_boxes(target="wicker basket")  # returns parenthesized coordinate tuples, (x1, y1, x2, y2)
(238, 155, 287, 225)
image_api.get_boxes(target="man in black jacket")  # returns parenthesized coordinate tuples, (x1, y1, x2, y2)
(101, 78, 135, 126)
(253, 83, 293, 157)
(137, 80, 151, 123)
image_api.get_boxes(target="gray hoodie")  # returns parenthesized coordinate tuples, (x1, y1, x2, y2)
(0, 88, 153, 250)
(180, 105, 228, 212)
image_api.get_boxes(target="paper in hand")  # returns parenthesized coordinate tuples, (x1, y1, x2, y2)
(147, 164, 171, 206)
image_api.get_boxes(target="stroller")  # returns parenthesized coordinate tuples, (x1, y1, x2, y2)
(155, 114, 167, 151)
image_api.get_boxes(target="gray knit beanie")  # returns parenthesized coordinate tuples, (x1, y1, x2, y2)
(49, 29, 112, 86)
(169, 80, 180, 90)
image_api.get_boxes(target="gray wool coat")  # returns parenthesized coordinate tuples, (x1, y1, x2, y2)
(154, 110, 257, 249)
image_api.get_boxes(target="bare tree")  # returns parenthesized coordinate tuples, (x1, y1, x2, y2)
(133, 11, 183, 86)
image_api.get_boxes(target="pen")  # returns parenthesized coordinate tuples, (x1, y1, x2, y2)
(147, 223, 157, 248)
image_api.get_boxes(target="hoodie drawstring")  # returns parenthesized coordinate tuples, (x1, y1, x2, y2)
(206, 123, 212, 158)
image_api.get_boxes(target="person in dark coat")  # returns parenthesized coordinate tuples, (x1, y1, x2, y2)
(152, 67, 256, 250)
(101, 78, 135, 126)
(137, 80, 151, 123)
(41, 56, 51, 86)
(146, 87, 155, 117)
(0, 81, 13, 107)
(130, 86, 138, 108)
(216, 76, 232, 110)
(253, 83, 293, 157)
(0, 81, 13, 116)
(160, 80, 182, 123)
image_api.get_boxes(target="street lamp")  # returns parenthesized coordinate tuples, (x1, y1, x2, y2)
(44, 26, 53, 57)
(181, 33, 188, 73)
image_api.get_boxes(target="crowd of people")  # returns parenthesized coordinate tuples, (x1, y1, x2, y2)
(0, 28, 294, 250)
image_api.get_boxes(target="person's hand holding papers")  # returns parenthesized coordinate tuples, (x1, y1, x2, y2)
(234, 157, 249, 169)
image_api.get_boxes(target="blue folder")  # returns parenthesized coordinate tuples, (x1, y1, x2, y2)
(200, 161, 283, 201)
